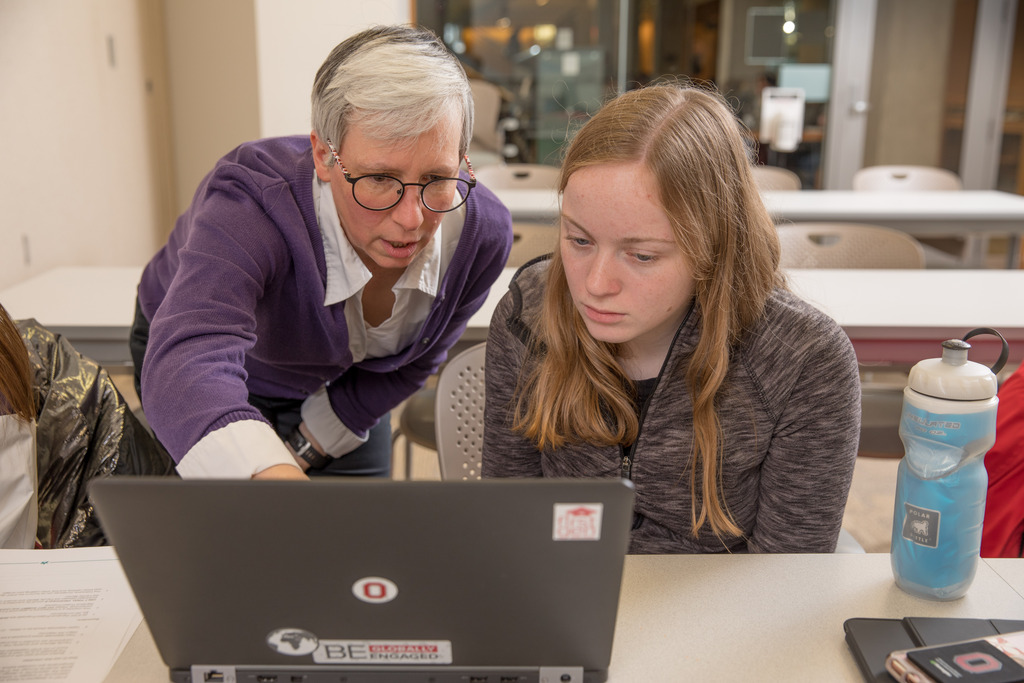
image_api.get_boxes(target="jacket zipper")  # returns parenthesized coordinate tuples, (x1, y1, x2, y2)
(618, 302, 695, 481)
(621, 394, 652, 480)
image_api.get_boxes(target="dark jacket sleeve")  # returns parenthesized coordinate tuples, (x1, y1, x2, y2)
(743, 300, 862, 554)
(19, 320, 176, 548)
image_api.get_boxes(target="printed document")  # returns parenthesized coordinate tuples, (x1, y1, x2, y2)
(0, 546, 142, 682)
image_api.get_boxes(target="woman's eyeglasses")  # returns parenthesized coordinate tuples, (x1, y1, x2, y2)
(325, 138, 476, 213)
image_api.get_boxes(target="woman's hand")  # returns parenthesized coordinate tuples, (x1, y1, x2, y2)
(252, 464, 309, 480)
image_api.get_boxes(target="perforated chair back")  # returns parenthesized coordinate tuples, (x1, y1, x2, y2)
(777, 223, 926, 269)
(474, 163, 561, 191)
(435, 342, 488, 480)
(752, 165, 802, 191)
(852, 165, 963, 191)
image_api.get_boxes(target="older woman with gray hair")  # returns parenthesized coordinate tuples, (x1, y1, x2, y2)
(131, 25, 512, 480)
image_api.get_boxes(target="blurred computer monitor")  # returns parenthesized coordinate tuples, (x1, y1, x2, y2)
(777, 63, 831, 103)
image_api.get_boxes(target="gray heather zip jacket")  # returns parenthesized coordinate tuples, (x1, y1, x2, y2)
(482, 258, 861, 554)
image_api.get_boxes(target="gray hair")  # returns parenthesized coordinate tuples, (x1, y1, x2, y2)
(311, 25, 473, 164)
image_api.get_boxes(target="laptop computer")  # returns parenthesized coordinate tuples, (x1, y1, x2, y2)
(90, 477, 635, 683)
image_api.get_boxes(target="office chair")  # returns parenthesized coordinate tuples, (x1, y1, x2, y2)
(751, 165, 802, 191)
(391, 224, 554, 479)
(434, 342, 487, 481)
(390, 342, 489, 481)
(474, 163, 561, 191)
(777, 222, 926, 269)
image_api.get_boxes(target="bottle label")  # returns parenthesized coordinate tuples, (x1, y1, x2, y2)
(901, 402, 995, 450)
(902, 502, 940, 548)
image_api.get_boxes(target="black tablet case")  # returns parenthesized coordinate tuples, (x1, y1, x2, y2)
(844, 617, 1024, 682)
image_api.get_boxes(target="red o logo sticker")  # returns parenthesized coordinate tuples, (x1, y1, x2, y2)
(352, 577, 398, 604)
(953, 652, 1002, 674)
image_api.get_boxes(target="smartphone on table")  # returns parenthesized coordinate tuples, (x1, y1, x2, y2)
(885, 630, 1024, 683)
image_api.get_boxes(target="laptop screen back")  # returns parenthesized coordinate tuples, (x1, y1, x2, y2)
(90, 478, 635, 683)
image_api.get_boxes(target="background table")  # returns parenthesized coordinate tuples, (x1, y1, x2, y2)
(5, 266, 1022, 370)
(469, 267, 1024, 367)
(493, 188, 1024, 268)
(104, 553, 1024, 682)
(0, 265, 142, 367)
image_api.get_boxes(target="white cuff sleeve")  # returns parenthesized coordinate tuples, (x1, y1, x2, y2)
(300, 386, 369, 457)
(176, 420, 301, 479)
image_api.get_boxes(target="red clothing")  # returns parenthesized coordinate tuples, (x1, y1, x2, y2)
(982, 363, 1024, 557)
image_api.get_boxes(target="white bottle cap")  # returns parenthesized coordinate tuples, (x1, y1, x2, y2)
(907, 339, 998, 401)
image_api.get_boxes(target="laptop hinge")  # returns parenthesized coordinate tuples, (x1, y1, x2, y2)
(190, 665, 237, 683)
(539, 666, 585, 683)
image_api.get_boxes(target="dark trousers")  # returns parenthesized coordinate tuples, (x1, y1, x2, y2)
(130, 298, 391, 477)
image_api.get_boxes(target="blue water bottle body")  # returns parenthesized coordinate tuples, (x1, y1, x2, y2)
(889, 337, 1000, 601)
(890, 409, 991, 599)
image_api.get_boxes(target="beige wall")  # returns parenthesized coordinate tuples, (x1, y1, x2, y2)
(163, 0, 411, 216)
(0, 0, 411, 292)
(253, 0, 412, 138)
(0, 0, 165, 290)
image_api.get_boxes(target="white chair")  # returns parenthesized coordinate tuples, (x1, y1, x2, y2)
(435, 342, 487, 481)
(474, 163, 561, 191)
(777, 222, 926, 269)
(508, 222, 558, 268)
(752, 165, 802, 191)
(852, 165, 971, 267)
(852, 165, 963, 191)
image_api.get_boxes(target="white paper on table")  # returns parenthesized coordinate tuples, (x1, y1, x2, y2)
(0, 546, 142, 683)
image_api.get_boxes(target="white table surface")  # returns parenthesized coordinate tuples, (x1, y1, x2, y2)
(4, 265, 1022, 368)
(764, 190, 1024, 228)
(495, 188, 1024, 233)
(104, 553, 1024, 682)
(0, 265, 142, 366)
(494, 189, 1024, 268)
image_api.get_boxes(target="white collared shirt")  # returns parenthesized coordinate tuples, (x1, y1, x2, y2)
(0, 416, 37, 548)
(302, 177, 465, 454)
(176, 173, 465, 479)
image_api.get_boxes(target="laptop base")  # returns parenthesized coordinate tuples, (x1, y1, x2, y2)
(179, 664, 597, 683)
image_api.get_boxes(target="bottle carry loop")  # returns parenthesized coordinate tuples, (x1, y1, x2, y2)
(961, 327, 1009, 376)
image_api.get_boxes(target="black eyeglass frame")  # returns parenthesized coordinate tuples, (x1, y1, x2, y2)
(324, 138, 477, 213)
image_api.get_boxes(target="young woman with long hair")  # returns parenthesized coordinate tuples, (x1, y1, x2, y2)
(482, 82, 861, 553)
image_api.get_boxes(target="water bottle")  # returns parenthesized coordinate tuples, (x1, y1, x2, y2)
(891, 327, 1008, 601)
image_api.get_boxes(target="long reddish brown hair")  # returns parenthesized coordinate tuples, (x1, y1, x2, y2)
(514, 82, 783, 538)
(0, 303, 33, 422)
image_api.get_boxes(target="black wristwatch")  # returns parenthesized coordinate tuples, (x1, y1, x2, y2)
(286, 428, 330, 469)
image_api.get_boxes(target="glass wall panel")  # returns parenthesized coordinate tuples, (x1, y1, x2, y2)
(417, 0, 835, 184)
(716, 0, 835, 188)
(416, 0, 621, 165)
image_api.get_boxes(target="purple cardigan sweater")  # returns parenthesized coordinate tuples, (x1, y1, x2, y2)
(137, 136, 512, 463)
